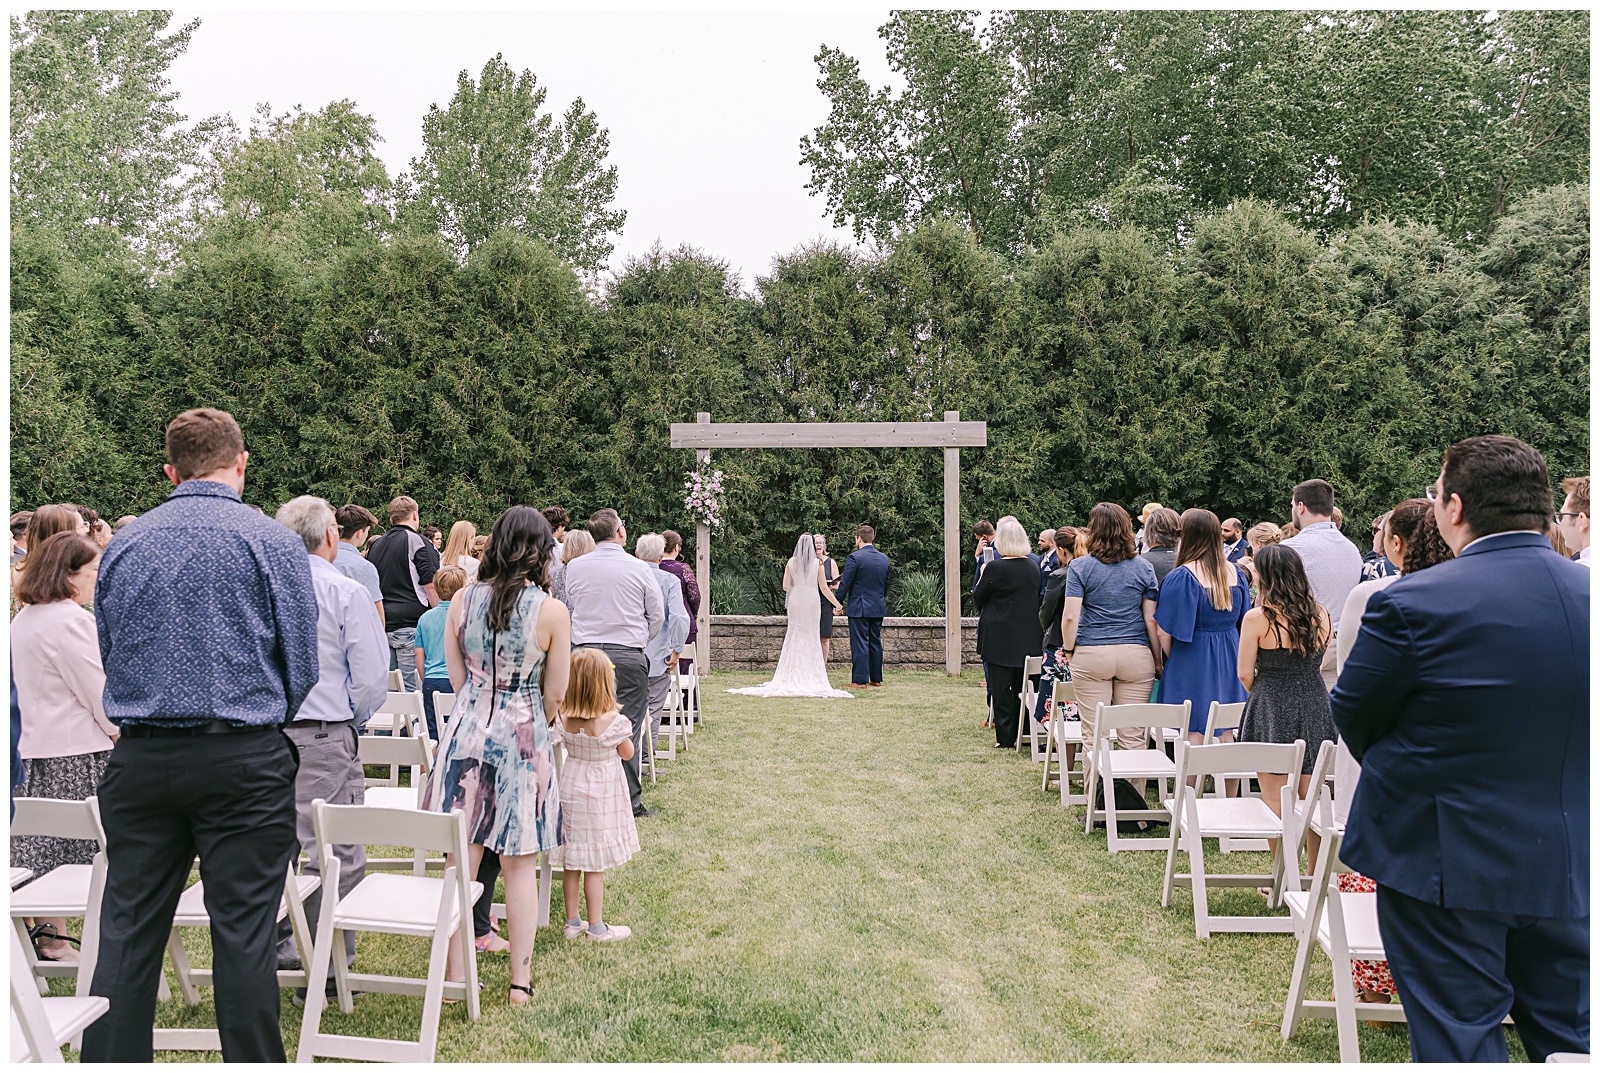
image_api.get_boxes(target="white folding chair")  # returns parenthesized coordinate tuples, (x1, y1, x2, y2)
(1160, 739, 1305, 937)
(297, 802, 482, 1064)
(1082, 701, 1188, 852)
(1279, 798, 1403, 1062)
(1041, 681, 1085, 804)
(387, 669, 404, 691)
(154, 863, 319, 1052)
(1199, 701, 1263, 851)
(678, 667, 702, 730)
(11, 868, 35, 889)
(1547, 1055, 1592, 1063)
(358, 734, 441, 876)
(433, 691, 457, 741)
(9, 923, 108, 1063)
(656, 672, 688, 761)
(365, 690, 425, 744)
(9, 798, 108, 1000)
(1015, 655, 1044, 754)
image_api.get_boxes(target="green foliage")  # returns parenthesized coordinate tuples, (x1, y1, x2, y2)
(10, 10, 221, 258)
(890, 571, 943, 617)
(804, 11, 1590, 250)
(404, 54, 624, 276)
(708, 566, 756, 616)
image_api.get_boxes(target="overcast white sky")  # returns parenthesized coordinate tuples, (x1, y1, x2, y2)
(167, 9, 898, 287)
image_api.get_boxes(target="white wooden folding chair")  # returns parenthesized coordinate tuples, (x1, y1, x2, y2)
(1160, 739, 1304, 937)
(1082, 701, 1188, 851)
(9, 798, 107, 1001)
(154, 863, 319, 1052)
(9, 923, 109, 1064)
(1015, 655, 1044, 754)
(1198, 701, 1263, 851)
(387, 669, 404, 691)
(11, 868, 35, 889)
(297, 802, 482, 1064)
(1041, 681, 1085, 804)
(433, 691, 457, 741)
(364, 689, 425, 744)
(358, 733, 441, 876)
(656, 671, 689, 761)
(677, 667, 702, 731)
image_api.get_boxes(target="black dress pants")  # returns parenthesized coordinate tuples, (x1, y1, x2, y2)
(473, 849, 502, 937)
(82, 728, 299, 1064)
(988, 662, 1026, 748)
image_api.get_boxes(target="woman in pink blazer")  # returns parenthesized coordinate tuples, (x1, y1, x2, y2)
(11, 531, 115, 961)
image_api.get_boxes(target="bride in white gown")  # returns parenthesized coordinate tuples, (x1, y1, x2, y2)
(727, 534, 854, 698)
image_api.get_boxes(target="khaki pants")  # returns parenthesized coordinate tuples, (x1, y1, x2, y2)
(1071, 644, 1156, 752)
(1320, 643, 1339, 693)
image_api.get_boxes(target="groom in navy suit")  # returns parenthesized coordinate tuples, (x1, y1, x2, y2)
(835, 524, 890, 688)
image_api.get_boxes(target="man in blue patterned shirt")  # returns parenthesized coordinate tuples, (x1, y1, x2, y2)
(82, 408, 319, 1064)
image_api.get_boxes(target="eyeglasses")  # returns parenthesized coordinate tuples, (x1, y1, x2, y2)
(1425, 482, 1439, 503)
(1554, 511, 1584, 522)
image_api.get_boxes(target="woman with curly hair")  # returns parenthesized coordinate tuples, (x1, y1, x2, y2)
(1236, 544, 1335, 864)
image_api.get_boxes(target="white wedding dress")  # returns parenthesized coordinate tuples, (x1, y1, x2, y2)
(727, 535, 854, 699)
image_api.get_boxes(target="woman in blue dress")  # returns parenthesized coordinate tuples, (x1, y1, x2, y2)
(1154, 508, 1251, 746)
(421, 505, 569, 1006)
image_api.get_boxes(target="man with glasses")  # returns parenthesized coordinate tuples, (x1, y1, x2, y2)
(1334, 435, 1589, 1063)
(1555, 476, 1590, 567)
(1361, 511, 1399, 581)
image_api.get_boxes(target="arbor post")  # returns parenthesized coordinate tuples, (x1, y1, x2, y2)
(695, 412, 711, 671)
(944, 410, 961, 677)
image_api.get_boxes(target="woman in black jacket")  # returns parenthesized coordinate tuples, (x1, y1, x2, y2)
(973, 516, 1044, 749)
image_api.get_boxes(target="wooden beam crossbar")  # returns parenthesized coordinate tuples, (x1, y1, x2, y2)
(680, 413, 986, 677)
(670, 421, 987, 450)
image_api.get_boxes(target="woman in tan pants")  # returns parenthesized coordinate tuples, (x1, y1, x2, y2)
(1058, 503, 1163, 759)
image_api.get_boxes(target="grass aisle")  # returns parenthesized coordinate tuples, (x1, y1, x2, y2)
(151, 669, 1416, 1062)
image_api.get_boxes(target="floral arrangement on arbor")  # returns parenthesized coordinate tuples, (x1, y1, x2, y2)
(684, 460, 725, 530)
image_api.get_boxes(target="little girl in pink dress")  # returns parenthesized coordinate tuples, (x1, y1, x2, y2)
(552, 649, 640, 941)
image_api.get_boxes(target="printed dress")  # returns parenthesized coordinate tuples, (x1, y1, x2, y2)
(420, 581, 562, 856)
(549, 716, 639, 872)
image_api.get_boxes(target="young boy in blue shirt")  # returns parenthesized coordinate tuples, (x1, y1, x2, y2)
(414, 565, 466, 740)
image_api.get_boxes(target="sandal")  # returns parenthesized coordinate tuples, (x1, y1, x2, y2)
(29, 924, 80, 962)
(508, 982, 533, 1006)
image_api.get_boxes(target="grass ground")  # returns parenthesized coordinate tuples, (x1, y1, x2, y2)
(129, 669, 1447, 1061)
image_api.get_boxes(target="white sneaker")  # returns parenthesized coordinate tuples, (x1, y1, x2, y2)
(585, 923, 632, 942)
(564, 920, 587, 940)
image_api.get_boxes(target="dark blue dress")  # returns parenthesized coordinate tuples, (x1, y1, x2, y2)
(1154, 565, 1251, 733)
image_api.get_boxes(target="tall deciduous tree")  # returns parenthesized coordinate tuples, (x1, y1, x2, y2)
(195, 100, 394, 259)
(10, 10, 220, 257)
(405, 54, 625, 276)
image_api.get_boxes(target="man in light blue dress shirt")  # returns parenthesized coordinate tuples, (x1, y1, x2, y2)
(637, 534, 690, 757)
(333, 503, 385, 627)
(274, 496, 389, 986)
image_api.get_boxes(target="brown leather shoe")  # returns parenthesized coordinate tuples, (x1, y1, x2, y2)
(869, 682, 883, 687)
(845, 683, 870, 689)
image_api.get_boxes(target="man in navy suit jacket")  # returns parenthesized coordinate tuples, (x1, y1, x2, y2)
(1333, 435, 1590, 1063)
(1221, 518, 1249, 563)
(835, 524, 890, 688)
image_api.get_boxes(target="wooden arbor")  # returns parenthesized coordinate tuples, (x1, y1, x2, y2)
(668, 411, 988, 676)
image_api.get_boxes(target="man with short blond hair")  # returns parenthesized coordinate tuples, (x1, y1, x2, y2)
(366, 494, 438, 689)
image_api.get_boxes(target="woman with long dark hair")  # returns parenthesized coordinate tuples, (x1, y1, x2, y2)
(1154, 509, 1251, 747)
(1059, 503, 1162, 757)
(421, 505, 570, 1007)
(1237, 544, 1336, 863)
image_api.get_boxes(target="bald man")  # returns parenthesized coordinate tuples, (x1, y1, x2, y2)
(1034, 528, 1059, 600)
(1221, 517, 1248, 562)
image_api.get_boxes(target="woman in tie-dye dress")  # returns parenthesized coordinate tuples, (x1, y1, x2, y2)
(422, 505, 571, 1006)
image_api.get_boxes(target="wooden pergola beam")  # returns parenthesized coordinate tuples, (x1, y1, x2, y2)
(670, 421, 987, 450)
(680, 412, 987, 677)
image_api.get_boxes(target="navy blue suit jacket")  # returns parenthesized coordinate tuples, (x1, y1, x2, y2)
(1332, 531, 1589, 918)
(836, 545, 890, 618)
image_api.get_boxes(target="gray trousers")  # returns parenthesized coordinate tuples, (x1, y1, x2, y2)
(647, 672, 672, 750)
(387, 627, 418, 692)
(278, 722, 365, 967)
(583, 644, 649, 812)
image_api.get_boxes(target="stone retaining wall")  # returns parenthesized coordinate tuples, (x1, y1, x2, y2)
(708, 615, 979, 672)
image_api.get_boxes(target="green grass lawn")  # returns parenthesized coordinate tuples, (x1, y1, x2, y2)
(132, 669, 1446, 1061)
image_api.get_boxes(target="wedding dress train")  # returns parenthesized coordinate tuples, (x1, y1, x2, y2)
(727, 534, 854, 699)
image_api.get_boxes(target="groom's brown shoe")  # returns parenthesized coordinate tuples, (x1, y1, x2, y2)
(845, 683, 870, 689)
